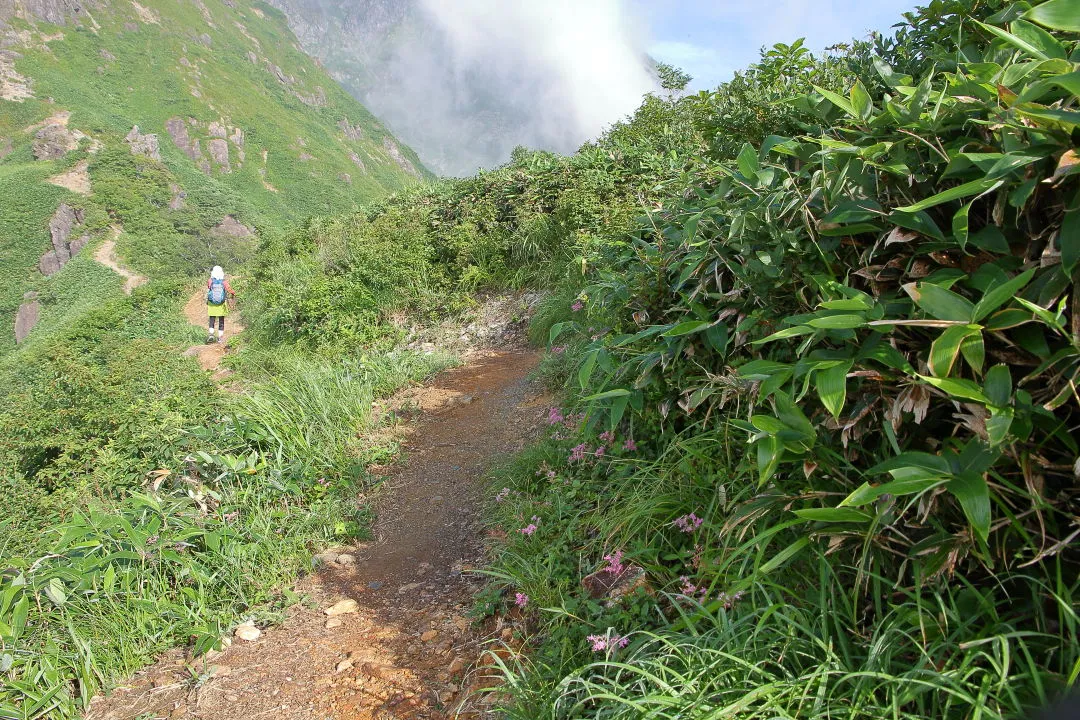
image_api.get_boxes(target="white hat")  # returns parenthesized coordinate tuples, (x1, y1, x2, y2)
(211, 266, 224, 280)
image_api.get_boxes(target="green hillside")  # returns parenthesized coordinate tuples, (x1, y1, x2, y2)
(0, 0, 426, 358)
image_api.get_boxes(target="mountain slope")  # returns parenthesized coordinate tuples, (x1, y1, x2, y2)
(0, 0, 428, 357)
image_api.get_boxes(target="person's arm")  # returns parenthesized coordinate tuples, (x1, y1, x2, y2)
(224, 280, 236, 297)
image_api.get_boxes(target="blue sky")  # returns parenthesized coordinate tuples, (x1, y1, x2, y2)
(635, 0, 918, 90)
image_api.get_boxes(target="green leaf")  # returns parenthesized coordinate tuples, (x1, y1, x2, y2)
(44, 578, 66, 607)
(813, 84, 857, 117)
(815, 360, 852, 419)
(794, 507, 871, 523)
(890, 210, 946, 241)
(986, 408, 1014, 446)
(840, 477, 947, 507)
(976, 19, 1061, 60)
(583, 389, 631, 401)
(1024, 0, 1080, 32)
(754, 325, 815, 344)
(737, 143, 759, 180)
(903, 282, 975, 322)
(806, 314, 866, 329)
(918, 375, 990, 403)
(983, 364, 1013, 407)
(663, 320, 712, 336)
(960, 332, 985, 374)
(757, 435, 783, 485)
(953, 201, 972, 250)
(851, 79, 873, 121)
(1062, 208, 1079, 278)
(759, 537, 810, 573)
(705, 324, 729, 353)
(895, 178, 1004, 213)
(972, 268, 1036, 321)
(948, 471, 991, 543)
(929, 325, 981, 377)
(578, 349, 599, 391)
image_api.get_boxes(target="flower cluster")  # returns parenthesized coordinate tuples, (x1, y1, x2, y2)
(673, 512, 703, 533)
(571, 300, 584, 312)
(568, 443, 590, 462)
(519, 516, 541, 536)
(622, 438, 637, 452)
(547, 407, 565, 425)
(514, 592, 529, 608)
(587, 634, 630, 652)
(602, 549, 625, 575)
(495, 487, 511, 503)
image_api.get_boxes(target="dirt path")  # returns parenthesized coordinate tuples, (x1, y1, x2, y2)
(182, 285, 244, 374)
(93, 228, 147, 295)
(86, 350, 545, 720)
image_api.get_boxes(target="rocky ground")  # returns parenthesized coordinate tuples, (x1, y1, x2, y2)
(85, 348, 547, 720)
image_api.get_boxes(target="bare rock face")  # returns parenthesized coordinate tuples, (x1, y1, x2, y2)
(39, 202, 88, 275)
(208, 138, 230, 170)
(210, 216, 253, 238)
(33, 120, 79, 160)
(383, 136, 420, 178)
(349, 152, 366, 173)
(229, 127, 244, 147)
(14, 292, 40, 344)
(125, 125, 160, 160)
(168, 183, 186, 210)
(208, 121, 226, 138)
(0, 0, 101, 26)
(338, 117, 364, 141)
(165, 117, 202, 162)
(294, 85, 327, 107)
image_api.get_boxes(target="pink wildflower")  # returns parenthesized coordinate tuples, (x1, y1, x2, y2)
(519, 523, 538, 536)
(603, 550, 625, 575)
(495, 487, 511, 503)
(587, 634, 630, 652)
(598, 431, 615, 444)
(572, 300, 584, 312)
(568, 443, 590, 462)
(547, 407, 565, 425)
(673, 513, 704, 533)
(514, 592, 529, 608)
(594, 446, 606, 458)
(622, 439, 637, 452)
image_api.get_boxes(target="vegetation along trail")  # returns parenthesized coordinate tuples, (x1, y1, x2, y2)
(86, 349, 544, 720)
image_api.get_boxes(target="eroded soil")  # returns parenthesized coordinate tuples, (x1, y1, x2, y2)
(85, 350, 545, 720)
(181, 286, 244, 375)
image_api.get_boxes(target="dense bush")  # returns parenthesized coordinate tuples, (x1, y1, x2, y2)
(479, 1, 1080, 717)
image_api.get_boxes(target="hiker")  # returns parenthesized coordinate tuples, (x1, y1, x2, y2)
(206, 265, 236, 344)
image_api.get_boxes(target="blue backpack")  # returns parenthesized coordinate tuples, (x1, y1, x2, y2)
(207, 277, 226, 305)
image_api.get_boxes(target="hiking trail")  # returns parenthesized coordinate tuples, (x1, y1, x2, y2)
(86, 349, 545, 720)
(182, 283, 244, 375)
(93, 227, 147, 295)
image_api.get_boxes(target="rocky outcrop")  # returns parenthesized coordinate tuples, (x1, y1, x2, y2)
(383, 136, 419, 178)
(0, 0, 102, 26)
(14, 291, 40, 344)
(33, 116, 79, 160)
(39, 203, 88, 276)
(349, 152, 366, 173)
(165, 117, 203, 162)
(209, 216, 253, 238)
(168, 183, 186, 210)
(125, 125, 160, 160)
(338, 117, 364, 141)
(208, 121, 226, 138)
(208, 138, 229, 170)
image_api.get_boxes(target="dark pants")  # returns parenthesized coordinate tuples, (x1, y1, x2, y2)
(208, 316, 225, 331)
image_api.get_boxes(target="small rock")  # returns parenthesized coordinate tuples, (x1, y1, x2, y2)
(398, 582, 421, 595)
(224, 694, 239, 702)
(336, 553, 357, 566)
(325, 599, 359, 616)
(421, 630, 438, 642)
(335, 659, 354, 673)
(448, 656, 467, 675)
(208, 664, 231, 678)
(234, 623, 261, 642)
(500, 628, 513, 641)
(367, 581, 384, 591)
(326, 617, 343, 629)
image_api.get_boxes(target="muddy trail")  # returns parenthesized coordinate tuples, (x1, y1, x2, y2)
(181, 286, 244, 375)
(87, 350, 545, 720)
